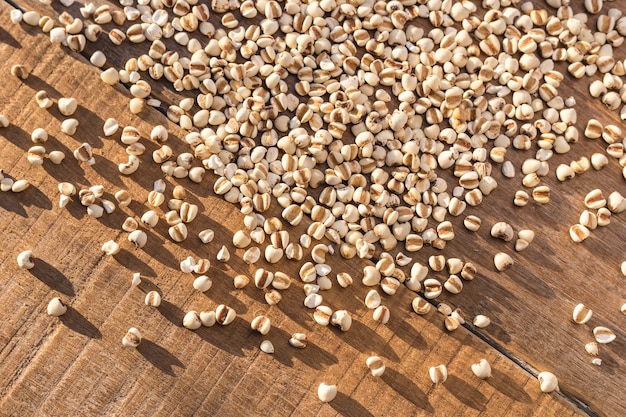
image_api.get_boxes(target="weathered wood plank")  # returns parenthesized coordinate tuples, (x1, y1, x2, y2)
(0, 0, 623, 416)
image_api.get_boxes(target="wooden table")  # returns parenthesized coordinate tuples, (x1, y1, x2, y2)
(0, 1, 623, 416)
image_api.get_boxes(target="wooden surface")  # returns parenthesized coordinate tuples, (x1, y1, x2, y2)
(0, 1, 624, 416)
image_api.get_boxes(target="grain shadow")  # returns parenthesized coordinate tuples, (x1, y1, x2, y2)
(209, 257, 236, 274)
(41, 140, 88, 185)
(478, 320, 512, 344)
(382, 367, 434, 413)
(342, 320, 400, 362)
(444, 375, 487, 412)
(195, 318, 249, 357)
(137, 339, 185, 377)
(67, 103, 106, 142)
(508, 266, 556, 300)
(126, 155, 163, 192)
(295, 336, 338, 370)
(487, 369, 532, 403)
(64, 198, 86, 220)
(266, 325, 294, 367)
(91, 154, 126, 188)
(19, 183, 52, 210)
(270, 325, 338, 370)
(476, 277, 521, 315)
(137, 277, 161, 294)
(93, 204, 128, 231)
(28, 259, 75, 296)
(1, 122, 31, 150)
(59, 306, 102, 339)
(597, 335, 625, 376)
(0, 25, 21, 49)
(188, 213, 237, 250)
(113, 248, 156, 277)
(0, 193, 27, 217)
(180, 179, 213, 210)
(201, 289, 248, 316)
(158, 300, 185, 328)
(329, 392, 375, 417)
(596, 352, 617, 375)
(385, 309, 428, 351)
(142, 230, 179, 270)
(523, 238, 564, 275)
(22, 74, 63, 101)
(273, 294, 313, 332)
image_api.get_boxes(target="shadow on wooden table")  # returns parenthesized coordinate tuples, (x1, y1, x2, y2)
(201, 289, 249, 316)
(0, 25, 20, 49)
(157, 301, 252, 357)
(21, 183, 52, 210)
(600, 337, 625, 377)
(487, 369, 532, 403)
(59, 306, 102, 339)
(158, 300, 185, 328)
(142, 230, 180, 270)
(269, 324, 339, 370)
(29, 259, 75, 296)
(41, 140, 87, 185)
(1, 121, 88, 186)
(125, 148, 167, 193)
(519, 239, 564, 276)
(92, 201, 130, 231)
(382, 367, 434, 414)
(475, 277, 522, 315)
(22, 75, 107, 147)
(175, 213, 235, 255)
(385, 308, 429, 352)
(272, 294, 314, 332)
(0, 179, 52, 212)
(330, 392, 375, 417)
(64, 197, 87, 221)
(196, 318, 251, 357)
(114, 248, 157, 278)
(92, 154, 127, 188)
(343, 319, 400, 363)
(137, 338, 185, 377)
(481, 321, 513, 345)
(508, 265, 557, 300)
(0, 192, 28, 217)
(137, 277, 161, 294)
(22, 74, 63, 103)
(444, 375, 487, 411)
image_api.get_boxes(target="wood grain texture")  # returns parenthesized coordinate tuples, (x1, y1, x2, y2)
(0, 0, 624, 416)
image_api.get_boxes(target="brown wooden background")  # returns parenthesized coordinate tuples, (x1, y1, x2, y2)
(0, 0, 624, 416)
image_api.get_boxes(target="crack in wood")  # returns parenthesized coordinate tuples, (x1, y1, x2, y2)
(458, 319, 598, 417)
